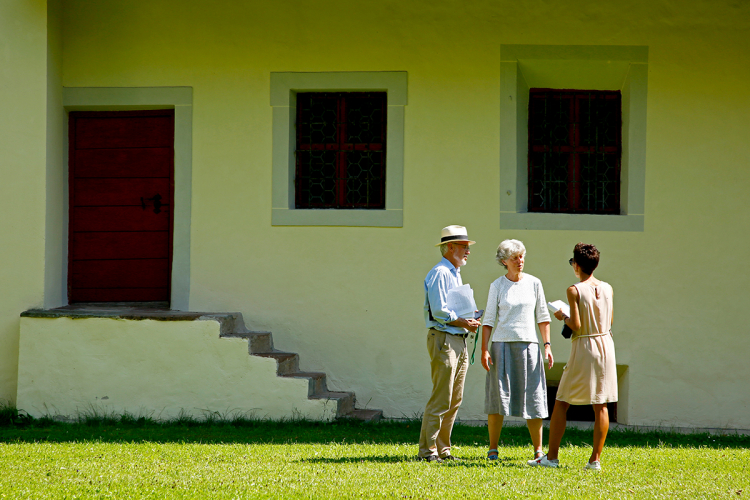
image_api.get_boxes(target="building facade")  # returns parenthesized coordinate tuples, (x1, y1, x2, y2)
(2, 0, 749, 428)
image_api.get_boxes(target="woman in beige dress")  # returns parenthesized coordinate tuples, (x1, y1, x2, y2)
(528, 243, 617, 471)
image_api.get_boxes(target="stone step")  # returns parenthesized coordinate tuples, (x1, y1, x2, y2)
(281, 371, 327, 397)
(310, 391, 355, 417)
(221, 331, 273, 353)
(253, 351, 299, 375)
(204, 312, 248, 336)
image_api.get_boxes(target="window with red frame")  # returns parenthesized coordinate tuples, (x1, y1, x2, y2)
(528, 89, 621, 214)
(295, 92, 386, 209)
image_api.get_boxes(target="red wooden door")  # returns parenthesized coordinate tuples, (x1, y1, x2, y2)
(68, 110, 174, 303)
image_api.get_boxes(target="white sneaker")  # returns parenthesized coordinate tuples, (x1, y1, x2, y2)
(527, 454, 559, 468)
(584, 461, 601, 471)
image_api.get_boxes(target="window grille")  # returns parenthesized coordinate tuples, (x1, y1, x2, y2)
(528, 89, 621, 214)
(295, 92, 386, 209)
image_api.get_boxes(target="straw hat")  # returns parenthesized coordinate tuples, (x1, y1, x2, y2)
(434, 225, 476, 247)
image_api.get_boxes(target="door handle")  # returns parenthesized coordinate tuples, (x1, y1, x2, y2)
(140, 194, 163, 214)
(148, 194, 163, 214)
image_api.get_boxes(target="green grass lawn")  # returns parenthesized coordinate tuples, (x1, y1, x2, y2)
(0, 414, 747, 499)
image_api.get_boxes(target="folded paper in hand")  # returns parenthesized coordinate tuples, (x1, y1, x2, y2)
(547, 300, 570, 317)
(446, 284, 477, 319)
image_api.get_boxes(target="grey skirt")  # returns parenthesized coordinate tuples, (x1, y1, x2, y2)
(485, 341, 548, 419)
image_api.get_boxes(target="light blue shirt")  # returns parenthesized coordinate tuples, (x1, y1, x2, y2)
(424, 257, 466, 334)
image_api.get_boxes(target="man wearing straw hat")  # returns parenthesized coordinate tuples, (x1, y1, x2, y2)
(418, 225, 481, 462)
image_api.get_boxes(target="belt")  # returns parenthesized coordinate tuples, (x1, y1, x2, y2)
(429, 328, 468, 339)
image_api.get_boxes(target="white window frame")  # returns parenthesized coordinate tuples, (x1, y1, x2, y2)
(499, 45, 648, 231)
(271, 72, 407, 227)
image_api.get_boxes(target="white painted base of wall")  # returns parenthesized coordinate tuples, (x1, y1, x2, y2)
(17, 317, 337, 421)
(431, 418, 750, 437)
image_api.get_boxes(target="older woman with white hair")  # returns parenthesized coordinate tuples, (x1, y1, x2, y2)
(481, 239, 553, 462)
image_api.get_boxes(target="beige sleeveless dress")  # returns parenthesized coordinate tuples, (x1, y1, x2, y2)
(555, 281, 618, 405)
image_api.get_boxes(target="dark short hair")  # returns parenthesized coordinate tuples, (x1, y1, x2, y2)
(573, 243, 600, 275)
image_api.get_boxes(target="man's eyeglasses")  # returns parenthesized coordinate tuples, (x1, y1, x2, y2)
(569, 258, 574, 266)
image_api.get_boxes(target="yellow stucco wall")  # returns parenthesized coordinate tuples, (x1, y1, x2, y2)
(0, 0, 49, 403)
(17, 317, 336, 420)
(4, 0, 750, 428)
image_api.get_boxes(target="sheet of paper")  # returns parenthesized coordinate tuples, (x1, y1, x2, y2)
(547, 300, 570, 317)
(446, 284, 477, 319)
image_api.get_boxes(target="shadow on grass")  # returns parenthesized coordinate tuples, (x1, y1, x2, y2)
(299, 455, 412, 464)
(1, 415, 748, 450)
(298, 455, 505, 467)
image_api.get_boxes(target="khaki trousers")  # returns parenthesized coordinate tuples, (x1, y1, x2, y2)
(418, 328, 469, 458)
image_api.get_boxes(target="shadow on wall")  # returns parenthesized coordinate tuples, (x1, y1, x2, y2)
(546, 364, 628, 423)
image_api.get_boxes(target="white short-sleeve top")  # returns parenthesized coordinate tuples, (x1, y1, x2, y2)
(483, 273, 550, 343)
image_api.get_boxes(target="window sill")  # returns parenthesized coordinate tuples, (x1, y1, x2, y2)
(499, 212, 644, 232)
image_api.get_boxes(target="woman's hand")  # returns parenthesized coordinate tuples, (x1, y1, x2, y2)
(480, 325, 493, 372)
(553, 309, 566, 321)
(538, 322, 553, 369)
(544, 344, 554, 369)
(481, 349, 493, 372)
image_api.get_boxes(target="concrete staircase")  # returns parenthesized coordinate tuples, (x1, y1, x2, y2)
(20, 305, 383, 422)
(205, 312, 383, 422)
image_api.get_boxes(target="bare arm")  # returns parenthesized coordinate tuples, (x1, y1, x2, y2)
(564, 285, 581, 331)
(480, 282, 498, 371)
(480, 325, 493, 371)
(538, 321, 553, 369)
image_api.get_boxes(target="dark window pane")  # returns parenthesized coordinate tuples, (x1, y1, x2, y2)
(580, 152, 620, 212)
(528, 89, 621, 214)
(346, 97, 385, 145)
(529, 92, 573, 148)
(297, 94, 338, 145)
(578, 93, 621, 150)
(345, 151, 385, 207)
(529, 152, 572, 212)
(295, 151, 337, 207)
(295, 92, 386, 209)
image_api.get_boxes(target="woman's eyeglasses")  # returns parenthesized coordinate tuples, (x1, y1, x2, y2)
(569, 258, 574, 266)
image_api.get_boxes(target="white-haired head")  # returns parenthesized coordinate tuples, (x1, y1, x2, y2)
(496, 239, 526, 269)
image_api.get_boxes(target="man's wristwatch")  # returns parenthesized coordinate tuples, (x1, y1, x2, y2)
(543, 342, 551, 347)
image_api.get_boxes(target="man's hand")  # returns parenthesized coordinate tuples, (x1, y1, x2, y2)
(481, 349, 493, 372)
(460, 317, 481, 333)
(447, 317, 480, 332)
